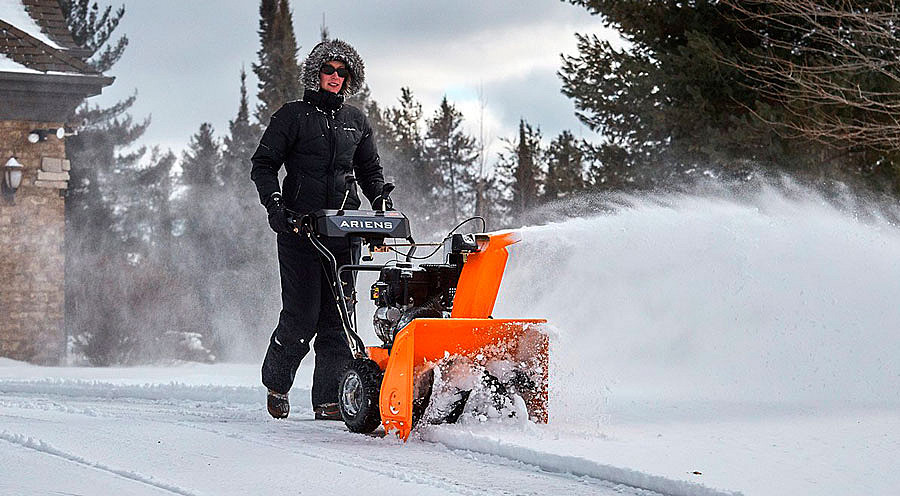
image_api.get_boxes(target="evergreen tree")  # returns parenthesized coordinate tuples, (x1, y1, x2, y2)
(252, 0, 302, 123)
(61, 2, 166, 364)
(319, 14, 329, 42)
(424, 97, 479, 224)
(175, 124, 227, 356)
(497, 119, 543, 221)
(251, 0, 277, 114)
(58, 0, 127, 72)
(381, 88, 429, 222)
(181, 123, 222, 187)
(544, 130, 585, 200)
(222, 68, 260, 186)
(345, 84, 373, 118)
(561, 2, 785, 185)
(124, 148, 177, 258)
(362, 96, 387, 143)
(184, 72, 276, 360)
(560, 0, 900, 193)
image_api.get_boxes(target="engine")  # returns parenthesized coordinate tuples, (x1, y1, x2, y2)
(370, 233, 480, 345)
(371, 263, 460, 344)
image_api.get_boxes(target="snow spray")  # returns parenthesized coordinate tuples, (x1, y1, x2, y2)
(493, 183, 900, 426)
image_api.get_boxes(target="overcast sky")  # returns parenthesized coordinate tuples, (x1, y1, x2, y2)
(92, 0, 617, 164)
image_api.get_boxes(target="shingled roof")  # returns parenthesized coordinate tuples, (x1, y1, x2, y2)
(21, 0, 83, 53)
(0, 19, 96, 74)
(1, 0, 98, 75)
(0, 0, 113, 121)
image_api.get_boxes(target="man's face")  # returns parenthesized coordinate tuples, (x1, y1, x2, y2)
(320, 60, 348, 94)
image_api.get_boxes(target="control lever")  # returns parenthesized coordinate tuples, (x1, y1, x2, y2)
(338, 173, 356, 214)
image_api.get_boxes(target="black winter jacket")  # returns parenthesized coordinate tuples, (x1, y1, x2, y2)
(250, 89, 385, 213)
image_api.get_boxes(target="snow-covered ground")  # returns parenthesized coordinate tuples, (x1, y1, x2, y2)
(3, 186, 899, 495)
(0, 361, 665, 496)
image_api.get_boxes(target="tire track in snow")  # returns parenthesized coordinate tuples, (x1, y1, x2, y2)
(27, 396, 630, 496)
(1, 394, 493, 496)
(172, 420, 499, 496)
(0, 431, 201, 496)
(180, 415, 646, 496)
(1, 386, 654, 496)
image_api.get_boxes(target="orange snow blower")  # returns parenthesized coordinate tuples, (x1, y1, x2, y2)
(292, 192, 548, 441)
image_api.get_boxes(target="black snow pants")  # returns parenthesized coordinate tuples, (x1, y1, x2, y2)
(262, 232, 360, 407)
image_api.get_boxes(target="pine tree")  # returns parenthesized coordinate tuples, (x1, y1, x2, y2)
(126, 148, 177, 258)
(497, 119, 543, 221)
(251, 0, 277, 118)
(176, 124, 226, 356)
(58, 0, 127, 72)
(222, 68, 268, 269)
(424, 97, 479, 224)
(544, 130, 585, 201)
(222, 68, 259, 185)
(381, 88, 429, 221)
(192, 73, 274, 360)
(560, 1, 782, 186)
(252, 0, 302, 124)
(61, 2, 160, 364)
(319, 14, 329, 42)
(559, 0, 900, 192)
(182, 123, 222, 188)
(345, 84, 372, 117)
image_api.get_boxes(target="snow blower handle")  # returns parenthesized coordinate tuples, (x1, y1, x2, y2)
(374, 182, 395, 212)
(284, 208, 302, 234)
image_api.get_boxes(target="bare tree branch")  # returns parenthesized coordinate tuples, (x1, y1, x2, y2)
(718, 0, 900, 150)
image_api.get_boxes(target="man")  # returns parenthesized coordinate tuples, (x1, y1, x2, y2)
(250, 39, 389, 420)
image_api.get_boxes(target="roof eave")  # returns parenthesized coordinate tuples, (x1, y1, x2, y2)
(0, 71, 116, 122)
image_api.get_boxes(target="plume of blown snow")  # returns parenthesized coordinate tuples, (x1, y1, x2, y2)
(493, 181, 900, 427)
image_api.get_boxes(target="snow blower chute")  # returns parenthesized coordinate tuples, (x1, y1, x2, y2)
(290, 188, 548, 440)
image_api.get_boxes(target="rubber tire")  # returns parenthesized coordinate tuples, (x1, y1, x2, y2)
(339, 358, 383, 433)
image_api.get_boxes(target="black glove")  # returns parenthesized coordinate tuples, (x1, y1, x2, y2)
(376, 182, 395, 211)
(265, 193, 293, 234)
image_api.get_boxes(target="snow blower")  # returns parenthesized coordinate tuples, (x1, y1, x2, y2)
(289, 184, 548, 440)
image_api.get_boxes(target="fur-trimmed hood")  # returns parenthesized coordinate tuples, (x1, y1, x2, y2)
(301, 39, 365, 96)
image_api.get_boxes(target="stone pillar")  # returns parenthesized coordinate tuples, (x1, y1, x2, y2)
(0, 119, 68, 364)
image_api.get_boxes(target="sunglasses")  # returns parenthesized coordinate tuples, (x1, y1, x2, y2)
(320, 64, 350, 78)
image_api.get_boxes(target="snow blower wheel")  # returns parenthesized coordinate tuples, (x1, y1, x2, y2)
(339, 358, 383, 433)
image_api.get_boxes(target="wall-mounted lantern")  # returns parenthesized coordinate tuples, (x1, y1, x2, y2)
(27, 128, 66, 143)
(3, 157, 25, 203)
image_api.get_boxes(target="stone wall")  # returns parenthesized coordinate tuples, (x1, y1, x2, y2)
(0, 119, 68, 364)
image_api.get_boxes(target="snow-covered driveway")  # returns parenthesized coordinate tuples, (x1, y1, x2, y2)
(2, 361, 898, 496)
(0, 363, 658, 496)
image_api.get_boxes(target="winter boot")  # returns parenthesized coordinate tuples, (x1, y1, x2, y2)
(314, 402, 341, 421)
(267, 389, 290, 419)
